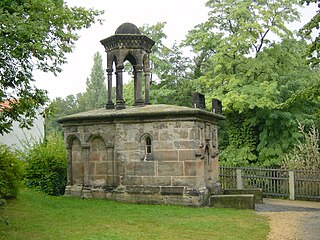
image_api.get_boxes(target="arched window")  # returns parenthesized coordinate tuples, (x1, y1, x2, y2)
(145, 136, 152, 154)
(141, 134, 153, 161)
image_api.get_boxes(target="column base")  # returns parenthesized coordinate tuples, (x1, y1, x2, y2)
(134, 99, 145, 107)
(116, 100, 126, 110)
(106, 101, 115, 109)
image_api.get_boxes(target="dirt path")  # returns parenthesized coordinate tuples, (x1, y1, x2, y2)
(256, 199, 320, 240)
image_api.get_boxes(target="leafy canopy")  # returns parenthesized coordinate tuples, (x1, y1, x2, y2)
(299, 0, 320, 66)
(0, 0, 103, 134)
(184, 0, 320, 166)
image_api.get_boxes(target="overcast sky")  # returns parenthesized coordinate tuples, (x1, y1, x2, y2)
(34, 0, 316, 100)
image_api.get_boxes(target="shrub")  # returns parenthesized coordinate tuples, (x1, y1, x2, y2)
(282, 122, 320, 170)
(23, 132, 67, 196)
(0, 144, 23, 199)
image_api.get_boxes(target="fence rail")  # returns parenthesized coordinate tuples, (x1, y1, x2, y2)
(219, 166, 320, 201)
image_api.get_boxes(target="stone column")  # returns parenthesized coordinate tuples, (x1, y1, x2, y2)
(144, 67, 151, 105)
(115, 64, 125, 110)
(135, 64, 144, 106)
(106, 68, 114, 109)
(66, 146, 72, 186)
(65, 146, 72, 195)
(82, 144, 90, 187)
(82, 143, 92, 198)
(133, 66, 137, 104)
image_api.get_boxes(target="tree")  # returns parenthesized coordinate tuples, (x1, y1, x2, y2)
(45, 94, 81, 134)
(0, 0, 103, 134)
(45, 52, 108, 134)
(184, 0, 320, 166)
(139, 23, 194, 106)
(300, 0, 320, 66)
(79, 52, 108, 111)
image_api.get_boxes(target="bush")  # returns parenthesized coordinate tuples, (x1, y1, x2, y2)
(282, 122, 320, 170)
(23, 132, 67, 196)
(0, 144, 23, 199)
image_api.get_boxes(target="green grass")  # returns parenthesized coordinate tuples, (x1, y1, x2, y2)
(0, 190, 269, 240)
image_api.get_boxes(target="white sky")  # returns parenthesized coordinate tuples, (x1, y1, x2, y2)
(34, 0, 317, 100)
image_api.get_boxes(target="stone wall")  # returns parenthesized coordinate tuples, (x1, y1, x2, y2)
(60, 104, 223, 206)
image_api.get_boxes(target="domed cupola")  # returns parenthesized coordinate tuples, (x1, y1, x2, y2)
(101, 23, 155, 110)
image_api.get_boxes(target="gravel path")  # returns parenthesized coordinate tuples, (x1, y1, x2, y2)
(256, 199, 320, 240)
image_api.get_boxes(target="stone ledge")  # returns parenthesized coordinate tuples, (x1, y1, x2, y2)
(209, 194, 255, 210)
(58, 104, 225, 125)
(223, 189, 263, 203)
(126, 186, 161, 195)
(160, 186, 185, 195)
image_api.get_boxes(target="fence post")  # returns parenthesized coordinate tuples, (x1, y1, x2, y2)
(289, 171, 295, 200)
(236, 168, 243, 189)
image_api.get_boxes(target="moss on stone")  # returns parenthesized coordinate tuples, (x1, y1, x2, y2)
(58, 104, 224, 124)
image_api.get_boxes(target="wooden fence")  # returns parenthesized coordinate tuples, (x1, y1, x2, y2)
(219, 166, 320, 201)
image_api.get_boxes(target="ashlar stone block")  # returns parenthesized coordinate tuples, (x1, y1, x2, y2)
(158, 162, 183, 176)
(153, 150, 178, 161)
(143, 176, 171, 186)
(184, 162, 197, 176)
(179, 150, 196, 161)
(126, 161, 155, 176)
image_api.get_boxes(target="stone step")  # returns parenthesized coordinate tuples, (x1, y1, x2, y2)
(209, 194, 255, 210)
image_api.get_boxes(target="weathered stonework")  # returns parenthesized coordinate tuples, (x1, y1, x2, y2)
(58, 104, 224, 206)
(59, 22, 224, 207)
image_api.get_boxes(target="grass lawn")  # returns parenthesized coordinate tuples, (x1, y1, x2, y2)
(0, 189, 269, 240)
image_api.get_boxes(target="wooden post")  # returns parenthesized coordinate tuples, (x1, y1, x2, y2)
(289, 171, 295, 200)
(237, 168, 243, 190)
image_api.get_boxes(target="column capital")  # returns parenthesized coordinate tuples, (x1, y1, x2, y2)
(116, 64, 124, 70)
(81, 143, 90, 149)
(135, 64, 143, 71)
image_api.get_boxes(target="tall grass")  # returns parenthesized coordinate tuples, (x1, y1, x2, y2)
(0, 189, 269, 240)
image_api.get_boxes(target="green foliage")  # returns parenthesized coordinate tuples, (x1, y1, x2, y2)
(23, 132, 67, 196)
(0, 0, 103, 134)
(299, 0, 320, 66)
(139, 23, 194, 107)
(44, 94, 82, 134)
(45, 52, 108, 134)
(78, 52, 108, 111)
(0, 144, 23, 199)
(219, 114, 258, 166)
(184, 0, 320, 166)
(283, 122, 320, 170)
(123, 79, 135, 106)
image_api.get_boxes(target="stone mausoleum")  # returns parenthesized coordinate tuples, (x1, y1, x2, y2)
(58, 23, 224, 206)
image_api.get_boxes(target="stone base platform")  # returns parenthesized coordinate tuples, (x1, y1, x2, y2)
(65, 185, 212, 207)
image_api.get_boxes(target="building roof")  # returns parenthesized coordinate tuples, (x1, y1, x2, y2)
(115, 22, 141, 35)
(58, 104, 225, 125)
(0, 99, 16, 112)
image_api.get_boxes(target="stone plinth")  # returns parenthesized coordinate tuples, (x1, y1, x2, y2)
(210, 194, 255, 210)
(58, 104, 224, 206)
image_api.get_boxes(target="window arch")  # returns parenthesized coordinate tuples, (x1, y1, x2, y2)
(140, 133, 153, 161)
(145, 136, 152, 154)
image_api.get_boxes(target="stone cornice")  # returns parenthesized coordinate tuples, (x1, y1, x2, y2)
(58, 104, 225, 125)
(100, 34, 155, 52)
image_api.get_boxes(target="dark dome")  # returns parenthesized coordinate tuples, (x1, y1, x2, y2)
(115, 22, 141, 35)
